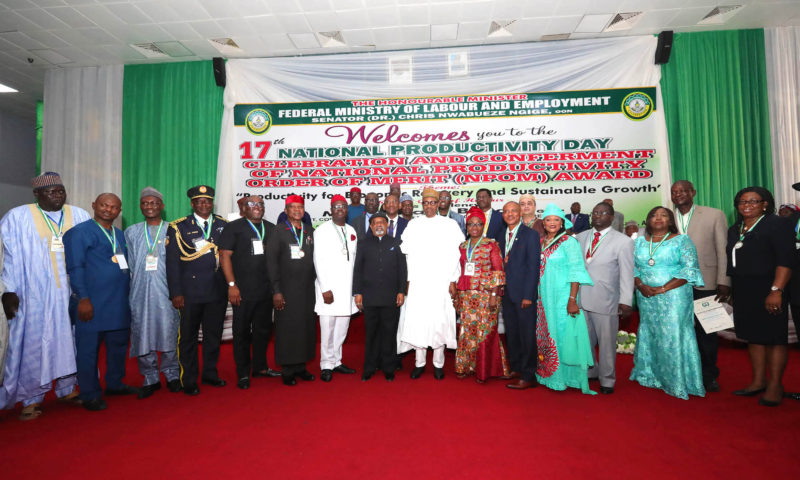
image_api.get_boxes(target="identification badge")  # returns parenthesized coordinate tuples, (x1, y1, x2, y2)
(464, 262, 476, 276)
(50, 235, 64, 252)
(145, 254, 158, 271)
(115, 254, 129, 270)
(796, 242, 799, 250)
(252, 240, 264, 255)
(193, 238, 209, 251)
(291, 245, 302, 259)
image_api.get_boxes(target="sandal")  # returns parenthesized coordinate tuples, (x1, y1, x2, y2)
(19, 404, 42, 421)
(58, 391, 83, 406)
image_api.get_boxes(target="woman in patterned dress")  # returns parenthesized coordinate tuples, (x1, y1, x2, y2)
(535, 204, 596, 394)
(454, 207, 509, 383)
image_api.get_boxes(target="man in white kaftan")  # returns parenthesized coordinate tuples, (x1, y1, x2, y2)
(313, 195, 359, 382)
(0, 172, 89, 419)
(398, 187, 463, 380)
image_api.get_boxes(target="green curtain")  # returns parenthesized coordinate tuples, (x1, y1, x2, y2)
(661, 29, 773, 221)
(121, 61, 223, 227)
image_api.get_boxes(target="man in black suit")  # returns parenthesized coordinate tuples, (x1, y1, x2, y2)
(476, 188, 505, 242)
(497, 201, 541, 390)
(568, 202, 590, 233)
(165, 185, 228, 395)
(353, 212, 407, 382)
(352, 192, 380, 241)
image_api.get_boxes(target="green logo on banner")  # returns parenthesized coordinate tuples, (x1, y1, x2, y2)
(246, 108, 272, 135)
(621, 92, 653, 121)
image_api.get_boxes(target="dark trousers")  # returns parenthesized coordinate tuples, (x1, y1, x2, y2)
(281, 363, 307, 377)
(502, 297, 538, 382)
(364, 305, 400, 374)
(178, 300, 226, 387)
(693, 289, 720, 383)
(232, 297, 274, 379)
(75, 328, 129, 402)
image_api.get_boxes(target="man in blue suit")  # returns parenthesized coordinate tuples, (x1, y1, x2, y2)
(497, 201, 541, 390)
(476, 188, 505, 242)
(568, 202, 590, 234)
(359, 194, 407, 240)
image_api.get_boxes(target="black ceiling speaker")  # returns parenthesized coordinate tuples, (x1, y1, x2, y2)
(654, 31, 673, 65)
(212, 57, 226, 87)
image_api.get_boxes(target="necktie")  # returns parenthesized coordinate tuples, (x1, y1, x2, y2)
(508, 231, 513, 243)
(587, 231, 601, 259)
(389, 219, 395, 237)
(203, 220, 208, 232)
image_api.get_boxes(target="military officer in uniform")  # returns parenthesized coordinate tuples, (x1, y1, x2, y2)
(166, 185, 228, 395)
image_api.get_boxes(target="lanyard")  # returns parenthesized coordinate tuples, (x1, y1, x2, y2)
(286, 221, 304, 247)
(144, 221, 164, 255)
(586, 230, 610, 258)
(247, 219, 265, 241)
(543, 232, 566, 252)
(467, 238, 482, 263)
(37, 204, 64, 237)
(336, 225, 350, 260)
(677, 205, 694, 234)
(738, 215, 764, 243)
(93, 220, 117, 254)
(504, 224, 521, 257)
(648, 233, 668, 258)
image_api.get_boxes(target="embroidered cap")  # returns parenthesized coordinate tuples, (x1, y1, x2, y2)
(31, 172, 63, 190)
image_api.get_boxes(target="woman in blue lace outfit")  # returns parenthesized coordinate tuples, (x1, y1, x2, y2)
(631, 206, 705, 399)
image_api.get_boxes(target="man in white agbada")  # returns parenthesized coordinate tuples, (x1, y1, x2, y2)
(313, 194, 359, 382)
(398, 187, 463, 380)
(0, 172, 89, 420)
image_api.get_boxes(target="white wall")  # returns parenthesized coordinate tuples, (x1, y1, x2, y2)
(0, 109, 36, 218)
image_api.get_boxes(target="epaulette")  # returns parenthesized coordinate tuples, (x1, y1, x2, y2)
(213, 214, 227, 223)
(170, 216, 187, 226)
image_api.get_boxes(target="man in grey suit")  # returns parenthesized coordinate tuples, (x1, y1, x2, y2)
(577, 202, 634, 394)
(603, 198, 625, 232)
(671, 180, 730, 392)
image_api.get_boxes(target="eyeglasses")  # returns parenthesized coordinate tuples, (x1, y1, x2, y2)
(737, 199, 764, 206)
(246, 201, 265, 208)
(466, 222, 483, 228)
(331, 204, 347, 210)
(140, 201, 162, 207)
(422, 201, 437, 206)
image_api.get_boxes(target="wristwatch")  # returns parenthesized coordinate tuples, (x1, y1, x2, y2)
(228, 281, 236, 287)
(770, 286, 783, 293)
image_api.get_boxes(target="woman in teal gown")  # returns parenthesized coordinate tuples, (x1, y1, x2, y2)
(535, 204, 596, 395)
(631, 206, 705, 400)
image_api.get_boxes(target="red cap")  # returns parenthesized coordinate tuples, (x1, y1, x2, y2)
(350, 187, 361, 193)
(331, 194, 347, 206)
(285, 194, 304, 206)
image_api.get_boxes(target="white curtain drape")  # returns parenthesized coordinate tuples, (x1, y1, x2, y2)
(765, 27, 800, 206)
(216, 36, 669, 213)
(42, 65, 123, 215)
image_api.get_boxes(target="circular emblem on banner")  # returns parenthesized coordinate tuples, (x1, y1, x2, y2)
(621, 92, 653, 121)
(246, 109, 272, 135)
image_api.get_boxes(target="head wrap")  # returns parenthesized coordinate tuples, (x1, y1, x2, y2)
(31, 172, 63, 190)
(140, 186, 163, 201)
(187, 185, 214, 199)
(466, 206, 486, 225)
(399, 193, 413, 203)
(285, 194, 304, 206)
(422, 187, 438, 200)
(779, 203, 800, 212)
(541, 203, 573, 229)
(350, 186, 362, 193)
(331, 194, 347, 206)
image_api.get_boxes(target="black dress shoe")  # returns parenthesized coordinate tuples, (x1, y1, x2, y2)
(253, 368, 282, 378)
(237, 378, 250, 390)
(385, 372, 395, 382)
(201, 377, 226, 387)
(362, 371, 374, 381)
(105, 384, 140, 396)
(704, 379, 720, 392)
(758, 396, 782, 407)
(167, 379, 182, 393)
(321, 370, 333, 382)
(297, 370, 315, 381)
(410, 366, 425, 379)
(137, 382, 161, 399)
(282, 375, 297, 386)
(183, 385, 200, 396)
(333, 364, 356, 374)
(733, 387, 766, 396)
(784, 392, 800, 401)
(599, 386, 614, 394)
(83, 398, 107, 411)
(434, 367, 444, 380)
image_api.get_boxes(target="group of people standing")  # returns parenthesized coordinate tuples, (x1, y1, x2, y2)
(1, 173, 798, 421)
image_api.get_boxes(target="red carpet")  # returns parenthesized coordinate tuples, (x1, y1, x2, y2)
(1, 315, 798, 479)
